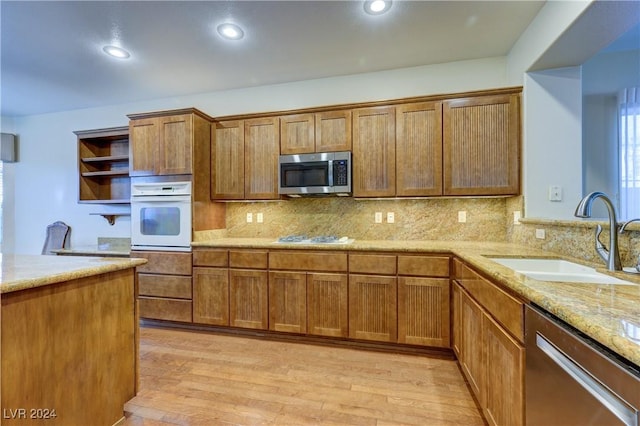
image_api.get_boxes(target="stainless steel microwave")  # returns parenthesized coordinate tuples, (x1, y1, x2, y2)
(278, 151, 351, 196)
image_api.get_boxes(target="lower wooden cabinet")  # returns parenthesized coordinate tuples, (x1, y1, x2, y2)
(307, 273, 348, 338)
(269, 271, 307, 333)
(229, 269, 268, 329)
(348, 274, 397, 342)
(133, 250, 193, 323)
(397, 277, 450, 347)
(193, 267, 229, 325)
(483, 312, 525, 426)
(454, 264, 525, 426)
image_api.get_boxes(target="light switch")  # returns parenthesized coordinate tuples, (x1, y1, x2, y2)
(256, 212, 263, 223)
(513, 211, 521, 225)
(549, 185, 562, 202)
(535, 228, 546, 239)
(458, 211, 467, 223)
(375, 212, 383, 223)
(246, 212, 253, 223)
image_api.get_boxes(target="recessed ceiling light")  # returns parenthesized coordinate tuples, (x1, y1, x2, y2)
(364, 0, 392, 15)
(102, 45, 130, 59)
(217, 23, 244, 40)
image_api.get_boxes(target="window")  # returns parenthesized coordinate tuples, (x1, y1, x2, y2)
(619, 88, 640, 220)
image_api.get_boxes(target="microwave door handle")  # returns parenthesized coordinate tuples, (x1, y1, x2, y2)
(328, 160, 334, 186)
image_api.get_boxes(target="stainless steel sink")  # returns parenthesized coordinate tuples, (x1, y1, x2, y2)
(489, 257, 636, 285)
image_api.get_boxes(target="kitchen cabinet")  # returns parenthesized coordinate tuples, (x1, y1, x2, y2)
(269, 250, 349, 338)
(134, 250, 193, 323)
(443, 93, 520, 196)
(245, 117, 280, 199)
(348, 254, 397, 342)
(396, 102, 443, 196)
(268, 271, 307, 333)
(192, 248, 230, 326)
(128, 108, 212, 177)
(453, 259, 525, 426)
(211, 120, 245, 200)
(75, 126, 130, 204)
(280, 110, 352, 154)
(212, 118, 279, 200)
(229, 250, 269, 329)
(397, 255, 450, 347)
(352, 106, 396, 197)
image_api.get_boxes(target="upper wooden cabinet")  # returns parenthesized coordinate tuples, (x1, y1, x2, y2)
(280, 110, 352, 154)
(443, 93, 520, 196)
(212, 120, 245, 200)
(128, 108, 212, 177)
(352, 106, 396, 197)
(212, 118, 279, 200)
(396, 102, 443, 196)
(75, 126, 130, 204)
(245, 117, 280, 199)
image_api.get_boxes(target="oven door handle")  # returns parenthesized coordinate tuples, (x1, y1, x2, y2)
(536, 333, 637, 426)
(131, 195, 191, 203)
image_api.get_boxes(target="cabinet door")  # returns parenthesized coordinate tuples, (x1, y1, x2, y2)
(307, 273, 348, 337)
(459, 287, 485, 406)
(348, 274, 397, 342)
(129, 117, 158, 176)
(245, 117, 280, 200)
(397, 277, 449, 347)
(157, 114, 193, 175)
(193, 267, 229, 326)
(268, 271, 307, 333)
(483, 312, 525, 426)
(280, 114, 315, 154)
(443, 94, 520, 195)
(396, 102, 443, 196)
(212, 120, 245, 199)
(451, 281, 462, 358)
(229, 269, 268, 329)
(315, 110, 352, 152)
(352, 106, 396, 197)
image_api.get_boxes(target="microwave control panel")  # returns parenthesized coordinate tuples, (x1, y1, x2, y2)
(334, 160, 349, 186)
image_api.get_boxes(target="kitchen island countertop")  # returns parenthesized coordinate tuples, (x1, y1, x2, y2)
(0, 254, 147, 294)
(193, 237, 640, 367)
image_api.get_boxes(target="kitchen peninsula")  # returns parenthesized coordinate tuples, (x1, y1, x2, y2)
(1, 255, 146, 426)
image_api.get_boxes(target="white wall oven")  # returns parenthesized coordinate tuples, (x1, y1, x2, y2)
(130, 181, 192, 251)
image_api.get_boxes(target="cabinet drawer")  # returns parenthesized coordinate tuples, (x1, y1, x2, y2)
(398, 255, 449, 277)
(456, 263, 524, 342)
(131, 251, 192, 276)
(138, 273, 192, 299)
(193, 249, 228, 267)
(229, 250, 268, 269)
(139, 296, 192, 322)
(269, 251, 348, 272)
(349, 254, 396, 275)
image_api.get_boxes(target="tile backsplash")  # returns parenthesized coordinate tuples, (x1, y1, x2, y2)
(224, 197, 511, 241)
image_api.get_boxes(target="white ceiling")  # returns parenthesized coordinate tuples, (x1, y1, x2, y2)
(1, 1, 551, 117)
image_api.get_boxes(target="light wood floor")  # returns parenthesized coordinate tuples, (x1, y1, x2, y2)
(122, 326, 484, 426)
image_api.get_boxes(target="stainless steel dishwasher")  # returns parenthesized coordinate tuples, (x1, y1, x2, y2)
(526, 305, 640, 426)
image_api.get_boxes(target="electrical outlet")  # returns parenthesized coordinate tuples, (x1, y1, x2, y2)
(458, 211, 467, 223)
(256, 212, 263, 223)
(246, 212, 253, 223)
(549, 185, 563, 202)
(535, 228, 546, 239)
(375, 212, 383, 223)
(513, 211, 521, 225)
(387, 212, 395, 223)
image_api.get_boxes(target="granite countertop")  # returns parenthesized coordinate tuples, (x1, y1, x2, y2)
(0, 254, 147, 294)
(51, 245, 131, 257)
(193, 237, 640, 367)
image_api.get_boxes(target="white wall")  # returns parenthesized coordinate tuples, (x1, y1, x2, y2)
(523, 67, 583, 219)
(8, 58, 508, 254)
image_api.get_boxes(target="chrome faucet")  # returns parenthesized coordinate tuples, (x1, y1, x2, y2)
(574, 191, 622, 271)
